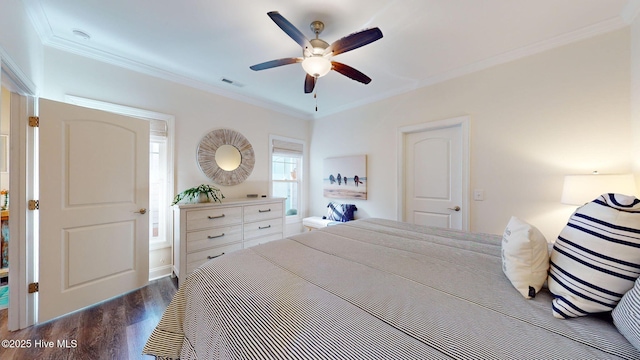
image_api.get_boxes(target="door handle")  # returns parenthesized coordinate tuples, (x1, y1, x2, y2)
(135, 208, 147, 214)
(448, 206, 461, 212)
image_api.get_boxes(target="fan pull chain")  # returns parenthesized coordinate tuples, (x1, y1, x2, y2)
(314, 78, 319, 112)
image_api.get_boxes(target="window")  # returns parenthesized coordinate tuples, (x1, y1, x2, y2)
(270, 136, 304, 220)
(149, 119, 169, 247)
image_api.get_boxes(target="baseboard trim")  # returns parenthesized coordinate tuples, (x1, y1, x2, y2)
(149, 265, 173, 281)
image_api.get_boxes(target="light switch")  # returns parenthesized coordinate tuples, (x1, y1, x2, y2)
(473, 189, 485, 201)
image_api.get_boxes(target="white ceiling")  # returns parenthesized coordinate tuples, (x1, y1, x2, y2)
(22, 0, 640, 119)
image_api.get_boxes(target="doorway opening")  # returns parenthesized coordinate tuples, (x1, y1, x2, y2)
(65, 96, 175, 280)
(0, 86, 10, 310)
(1, 55, 38, 330)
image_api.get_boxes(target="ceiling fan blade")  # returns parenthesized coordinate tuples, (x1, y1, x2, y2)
(250, 57, 302, 71)
(304, 74, 316, 93)
(331, 62, 372, 84)
(267, 11, 313, 53)
(324, 27, 383, 57)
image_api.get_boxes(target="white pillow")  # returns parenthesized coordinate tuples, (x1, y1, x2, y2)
(612, 276, 640, 352)
(548, 193, 640, 319)
(502, 216, 550, 299)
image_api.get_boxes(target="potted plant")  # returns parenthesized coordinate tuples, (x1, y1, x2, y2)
(171, 184, 225, 205)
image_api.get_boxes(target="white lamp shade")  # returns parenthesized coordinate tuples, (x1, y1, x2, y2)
(561, 174, 637, 205)
(302, 56, 331, 78)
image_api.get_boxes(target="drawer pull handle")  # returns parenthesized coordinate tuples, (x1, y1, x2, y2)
(259, 225, 272, 230)
(208, 214, 225, 219)
(208, 233, 225, 239)
(258, 209, 271, 213)
(207, 253, 225, 260)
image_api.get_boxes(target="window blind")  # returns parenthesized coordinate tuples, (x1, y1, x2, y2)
(150, 119, 168, 137)
(272, 139, 303, 156)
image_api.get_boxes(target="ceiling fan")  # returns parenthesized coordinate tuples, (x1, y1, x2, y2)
(250, 11, 383, 94)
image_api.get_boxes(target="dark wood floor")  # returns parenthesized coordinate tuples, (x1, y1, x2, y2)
(0, 276, 177, 360)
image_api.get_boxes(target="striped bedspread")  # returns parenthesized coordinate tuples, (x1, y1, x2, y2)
(144, 218, 639, 359)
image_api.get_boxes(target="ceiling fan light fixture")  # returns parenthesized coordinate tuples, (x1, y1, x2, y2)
(302, 56, 331, 78)
(250, 12, 383, 94)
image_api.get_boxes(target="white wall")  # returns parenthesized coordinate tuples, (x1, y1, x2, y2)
(41, 48, 311, 273)
(2, 0, 637, 247)
(632, 14, 640, 189)
(0, 0, 43, 92)
(42, 48, 311, 200)
(310, 29, 633, 241)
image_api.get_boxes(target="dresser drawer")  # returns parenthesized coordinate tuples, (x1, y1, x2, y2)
(243, 218, 283, 241)
(186, 206, 242, 230)
(175, 198, 285, 282)
(186, 242, 243, 275)
(243, 202, 283, 223)
(186, 225, 242, 253)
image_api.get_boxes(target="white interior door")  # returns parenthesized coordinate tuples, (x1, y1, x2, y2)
(38, 99, 149, 322)
(403, 119, 468, 230)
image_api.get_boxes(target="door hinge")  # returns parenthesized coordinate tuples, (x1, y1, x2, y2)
(29, 116, 39, 127)
(28, 200, 39, 210)
(28, 282, 39, 293)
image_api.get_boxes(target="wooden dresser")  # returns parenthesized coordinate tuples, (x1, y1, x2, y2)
(173, 197, 285, 281)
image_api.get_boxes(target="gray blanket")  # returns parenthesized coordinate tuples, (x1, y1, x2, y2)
(144, 218, 639, 359)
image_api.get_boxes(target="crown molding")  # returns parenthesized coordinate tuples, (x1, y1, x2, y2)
(22, 0, 636, 121)
(420, 16, 629, 89)
(45, 35, 314, 120)
(0, 46, 37, 96)
(21, 0, 54, 41)
(311, 14, 631, 120)
(621, 0, 640, 23)
(21, 0, 315, 120)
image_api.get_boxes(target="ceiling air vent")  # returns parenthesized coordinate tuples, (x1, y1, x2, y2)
(221, 78, 243, 87)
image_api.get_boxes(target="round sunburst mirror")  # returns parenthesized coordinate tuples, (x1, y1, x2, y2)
(197, 129, 254, 186)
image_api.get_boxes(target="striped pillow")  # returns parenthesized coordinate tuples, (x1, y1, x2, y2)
(613, 277, 640, 351)
(548, 193, 640, 319)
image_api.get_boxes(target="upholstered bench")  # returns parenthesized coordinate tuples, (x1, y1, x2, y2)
(303, 216, 339, 231)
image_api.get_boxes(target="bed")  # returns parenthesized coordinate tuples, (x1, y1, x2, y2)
(143, 217, 640, 359)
